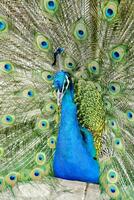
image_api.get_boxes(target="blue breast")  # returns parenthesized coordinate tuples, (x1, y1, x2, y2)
(53, 87, 100, 184)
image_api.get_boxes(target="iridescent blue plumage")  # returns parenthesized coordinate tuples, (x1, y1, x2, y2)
(53, 71, 100, 183)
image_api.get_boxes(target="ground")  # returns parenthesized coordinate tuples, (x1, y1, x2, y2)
(0, 178, 100, 200)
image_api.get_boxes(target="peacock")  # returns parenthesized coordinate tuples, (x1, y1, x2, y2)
(0, 0, 133, 199)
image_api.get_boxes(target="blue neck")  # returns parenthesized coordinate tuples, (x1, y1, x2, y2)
(58, 83, 81, 142)
(53, 82, 100, 183)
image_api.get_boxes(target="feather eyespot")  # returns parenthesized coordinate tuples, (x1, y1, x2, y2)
(103, 98, 112, 110)
(64, 56, 76, 70)
(87, 61, 99, 75)
(95, 83, 102, 92)
(37, 119, 50, 130)
(110, 45, 128, 62)
(106, 8, 114, 17)
(106, 184, 120, 198)
(41, 41, 49, 49)
(48, 1, 56, 10)
(35, 152, 46, 165)
(43, 102, 57, 115)
(36, 34, 52, 52)
(23, 88, 35, 98)
(27, 90, 34, 97)
(30, 168, 43, 180)
(73, 20, 88, 41)
(77, 30, 84, 38)
(103, 1, 119, 21)
(47, 136, 56, 148)
(126, 110, 134, 122)
(113, 138, 124, 151)
(0, 18, 8, 33)
(0, 21, 6, 31)
(107, 170, 118, 184)
(4, 64, 12, 71)
(0, 61, 14, 74)
(108, 83, 120, 95)
(42, 0, 59, 14)
(1, 114, 15, 126)
(42, 71, 54, 84)
(108, 118, 118, 132)
(47, 74, 52, 80)
(5, 172, 17, 187)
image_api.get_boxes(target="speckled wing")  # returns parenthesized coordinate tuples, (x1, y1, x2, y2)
(75, 79, 105, 156)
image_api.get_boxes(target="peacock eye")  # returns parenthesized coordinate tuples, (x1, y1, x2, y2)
(47, 136, 56, 149)
(77, 30, 84, 38)
(107, 170, 118, 184)
(116, 140, 120, 145)
(112, 51, 120, 59)
(0, 61, 14, 74)
(36, 34, 52, 52)
(42, 121, 46, 126)
(106, 8, 114, 17)
(103, 98, 112, 110)
(2, 114, 15, 126)
(67, 62, 73, 68)
(87, 61, 99, 75)
(0, 19, 7, 32)
(42, 0, 59, 14)
(10, 175, 15, 180)
(35, 152, 46, 165)
(73, 20, 88, 41)
(6, 116, 12, 122)
(27, 90, 34, 97)
(41, 41, 49, 49)
(113, 138, 124, 151)
(106, 184, 120, 198)
(43, 102, 57, 115)
(30, 168, 43, 180)
(34, 171, 39, 176)
(110, 186, 116, 193)
(126, 110, 134, 122)
(37, 119, 50, 130)
(5, 172, 17, 187)
(95, 83, 102, 92)
(127, 112, 132, 118)
(4, 64, 11, 71)
(103, 2, 118, 21)
(22, 88, 35, 98)
(110, 45, 127, 62)
(64, 56, 76, 70)
(47, 74, 54, 81)
(47, 1, 56, 10)
(108, 118, 118, 132)
(42, 71, 54, 84)
(50, 105, 54, 109)
(108, 83, 120, 95)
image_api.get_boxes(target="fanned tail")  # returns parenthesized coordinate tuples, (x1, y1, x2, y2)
(0, 0, 133, 199)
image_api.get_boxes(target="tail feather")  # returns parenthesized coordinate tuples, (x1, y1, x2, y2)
(0, 0, 133, 199)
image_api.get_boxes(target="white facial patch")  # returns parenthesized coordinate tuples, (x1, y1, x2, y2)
(57, 75, 70, 106)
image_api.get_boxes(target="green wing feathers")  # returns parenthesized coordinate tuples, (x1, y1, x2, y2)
(0, 0, 134, 199)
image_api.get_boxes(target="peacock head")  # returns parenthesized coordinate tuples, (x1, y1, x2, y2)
(53, 70, 71, 105)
